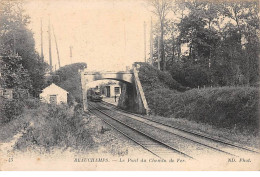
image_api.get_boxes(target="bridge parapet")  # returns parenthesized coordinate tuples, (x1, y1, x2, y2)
(81, 66, 149, 114)
(82, 71, 134, 84)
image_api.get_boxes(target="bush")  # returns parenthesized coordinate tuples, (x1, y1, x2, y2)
(15, 104, 93, 151)
(145, 86, 259, 135)
(23, 98, 41, 109)
(137, 62, 187, 92)
(168, 62, 210, 88)
(137, 63, 259, 135)
(145, 88, 175, 116)
(53, 63, 86, 104)
(0, 97, 24, 123)
(0, 97, 42, 124)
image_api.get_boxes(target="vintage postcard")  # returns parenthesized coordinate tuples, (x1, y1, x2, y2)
(0, 0, 259, 171)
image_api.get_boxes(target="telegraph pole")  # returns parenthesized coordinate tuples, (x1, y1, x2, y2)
(150, 17, 153, 64)
(70, 46, 73, 64)
(41, 18, 44, 62)
(157, 34, 160, 70)
(124, 18, 126, 53)
(144, 21, 147, 62)
(48, 16, 53, 73)
(52, 25, 61, 68)
(123, 17, 127, 63)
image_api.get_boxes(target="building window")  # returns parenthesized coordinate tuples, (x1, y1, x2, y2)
(50, 95, 57, 105)
(3, 89, 13, 99)
(114, 87, 120, 94)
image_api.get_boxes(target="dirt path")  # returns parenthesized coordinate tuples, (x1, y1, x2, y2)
(0, 122, 33, 167)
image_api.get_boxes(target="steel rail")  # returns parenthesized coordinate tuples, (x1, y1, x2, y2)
(88, 109, 162, 159)
(96, 102, 238, 157)
(89, 103, 194, 160)
(100, 101, 260, 154)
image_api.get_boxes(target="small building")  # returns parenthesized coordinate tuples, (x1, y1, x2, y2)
(103, 83, 121, 97)
(0, 88, 30, 100)
(40, 83, 68, 105)
(0, 88, 13, 99)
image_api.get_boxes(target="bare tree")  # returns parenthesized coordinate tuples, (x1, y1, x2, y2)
(149, 0, 173, 71)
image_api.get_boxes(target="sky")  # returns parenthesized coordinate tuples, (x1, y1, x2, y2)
(24, 0, 154, 71)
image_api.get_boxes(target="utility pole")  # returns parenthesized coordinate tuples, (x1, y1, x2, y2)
(52, 25, 61, 68)
(70, 46, 73, 64)
(123, 18, 126, 53)
(157, 34, 160, 70)
(144, 21, 146, 62)
(171, 24, 175, 64)
(41, 18, 44, 62)
(150, 17, 153, 64)
(123, 17, 127, 63)
(48, 16, 53, 73)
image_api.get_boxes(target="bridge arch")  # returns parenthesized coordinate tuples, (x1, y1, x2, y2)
(80, 68, 149, 114)
(83, 71, 134, 84)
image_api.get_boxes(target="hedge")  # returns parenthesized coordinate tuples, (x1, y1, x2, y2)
(137, 63, 259, 135)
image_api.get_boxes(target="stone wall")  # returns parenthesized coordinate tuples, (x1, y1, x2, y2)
(81, 67, 149, 114)
(118, 67, 149, 114)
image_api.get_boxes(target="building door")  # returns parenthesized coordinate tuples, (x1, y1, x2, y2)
(114, 87, 120, 96)
(106, 86, 110, 97)
(50, 95, 57, 105)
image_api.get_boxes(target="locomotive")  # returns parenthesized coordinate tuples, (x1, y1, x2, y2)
(87, 88, 103, 102)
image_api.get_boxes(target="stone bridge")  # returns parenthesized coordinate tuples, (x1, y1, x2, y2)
(80, 67, 149, 114)
(82, 71, 134, 84)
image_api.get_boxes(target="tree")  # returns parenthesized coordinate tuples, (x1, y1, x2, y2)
(149, 0, 173, 71)
(0, 1, 48, 97)
(0, 55, 32, 90)
(53, 63, 87, 103)
(219, 1, 259, 85)
(150, 0, 259, 87)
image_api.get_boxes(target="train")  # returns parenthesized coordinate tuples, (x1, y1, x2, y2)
(87, 88, 103, 102)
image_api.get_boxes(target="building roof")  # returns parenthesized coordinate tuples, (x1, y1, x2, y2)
(42, 83, 68, 94)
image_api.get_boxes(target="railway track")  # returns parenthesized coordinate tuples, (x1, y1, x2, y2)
(88, 102, 258, 160)
(100, 101, 260, 155)
(88, 102, 194, 160)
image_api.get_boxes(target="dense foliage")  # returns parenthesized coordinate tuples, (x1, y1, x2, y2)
(0, 1, 47, 96)
(146, 87, 259, 135)
(136, 62, 187, 92)
(138, 64, 259, 135)
(53, 63, 87, 103)
(14, 104, 93, 151)
(0, 55, 32, 90)
(0, 96, 24, 123)
(0, 96, 42, 124)
(149, 0, 259, 88)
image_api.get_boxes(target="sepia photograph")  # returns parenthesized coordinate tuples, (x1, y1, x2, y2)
(0, 0, 259, 171)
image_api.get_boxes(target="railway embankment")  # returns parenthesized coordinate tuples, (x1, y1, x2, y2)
(137, 63, 259, 145)
(0, 98, 142, 156)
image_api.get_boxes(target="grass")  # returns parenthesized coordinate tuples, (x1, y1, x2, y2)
(0, 97, 94, 152)
(137, 63, 259, 137)
(147, 87, 259, 135)
(0, 109, 31, 143)
(1, 97, 139, 156)
(13, 103, 94, 152)
(0, 98, 37, 142)
(148, 114, 260, 149)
